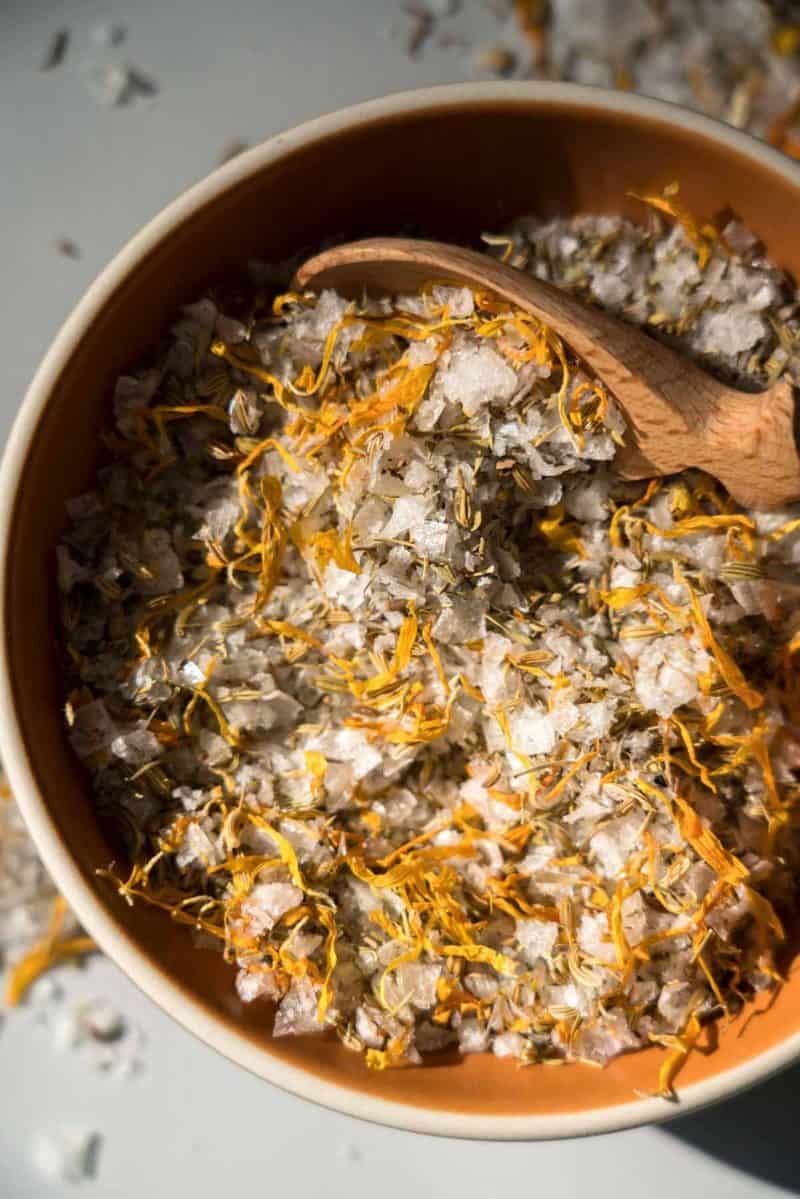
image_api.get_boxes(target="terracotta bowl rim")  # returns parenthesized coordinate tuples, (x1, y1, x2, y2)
(4, 80, 800, 1140)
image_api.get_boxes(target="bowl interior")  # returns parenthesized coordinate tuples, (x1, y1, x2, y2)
(6, 94, 800, 1123)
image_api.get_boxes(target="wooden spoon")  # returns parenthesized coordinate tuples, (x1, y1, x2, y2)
(293, 238, 800, 510)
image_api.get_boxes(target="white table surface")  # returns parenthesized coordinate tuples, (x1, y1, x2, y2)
(1, 2, 798, 1194)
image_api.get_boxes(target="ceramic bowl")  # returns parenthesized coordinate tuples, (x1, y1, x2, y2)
(3, 82, 799, 1139)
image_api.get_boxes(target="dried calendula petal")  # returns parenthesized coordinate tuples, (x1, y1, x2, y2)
(652, 1010, 703, 1099)
(5, 896, 95, 1007)
(629, 183, 719, 269)
(56, 196, 800, 1094)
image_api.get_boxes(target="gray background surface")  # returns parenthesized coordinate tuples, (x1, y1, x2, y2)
(0, 1, 798, 1194)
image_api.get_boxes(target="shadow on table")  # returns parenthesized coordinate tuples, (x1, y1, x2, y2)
(663, 1063, 800, 1193)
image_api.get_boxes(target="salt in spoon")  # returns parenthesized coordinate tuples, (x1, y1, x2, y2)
(294, 238, 800, 510)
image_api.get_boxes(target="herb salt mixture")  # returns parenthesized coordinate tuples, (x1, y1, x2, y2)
(399, 1, 800, 161)
(59, 199, 800, 1092)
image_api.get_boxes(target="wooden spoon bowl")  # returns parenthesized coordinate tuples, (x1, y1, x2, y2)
(295, 238, 800, 510)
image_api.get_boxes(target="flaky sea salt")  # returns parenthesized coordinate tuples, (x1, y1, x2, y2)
(697, 306, 767, 356)
(516, 919, 558, 965)
(437, 340, 518, 416)
(273, 977, 324, 1037)
(510, 706, 557, 756)
(590, 816, 645, 879)
(241, 883, 303, 935)
(634, 635, 710, 717)
(68, 699, 116, 758)
(33, 1128, 101, 1183)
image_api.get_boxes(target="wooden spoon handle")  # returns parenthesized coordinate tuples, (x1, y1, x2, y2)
(295, 238, 800, 509)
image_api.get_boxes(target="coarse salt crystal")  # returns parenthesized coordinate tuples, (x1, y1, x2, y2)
(634, 634, 710, 717)
(437, 342, 517, 416)
(241, 882, 303, 935)
(110, 727, 162, 765)
(590, 815, 643, 879)
(516, 918, 559, 964)
(33, 1128, 101, 1184)
(273, 977, 324, 1037)
(510, 706, 557, 756)
(69, 700, 116, 759)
